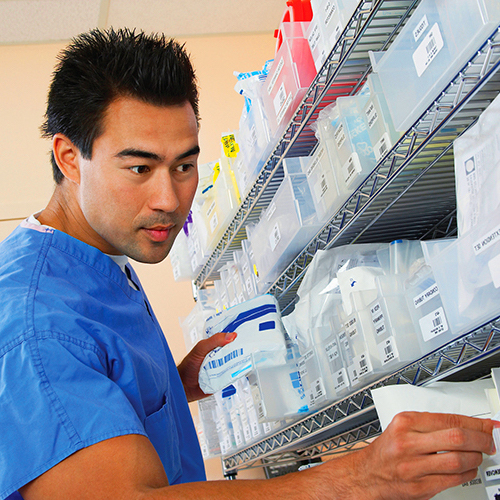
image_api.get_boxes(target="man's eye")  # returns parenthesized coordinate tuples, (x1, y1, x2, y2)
(130, 165, 149, 174)
(176, 164, 194, 173)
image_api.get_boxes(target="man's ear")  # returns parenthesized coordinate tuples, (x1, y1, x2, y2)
(52, 133, 81, 184)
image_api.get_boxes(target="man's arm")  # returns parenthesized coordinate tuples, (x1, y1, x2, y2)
(20, 412, 496, 500)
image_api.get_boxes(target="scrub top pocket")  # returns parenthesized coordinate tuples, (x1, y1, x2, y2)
(144, 393, 182, 484)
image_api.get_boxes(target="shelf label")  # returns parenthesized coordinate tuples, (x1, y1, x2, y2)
(269, 221, 282, 252)
(323, 1, 337, 28)
(371, 302, 386, 336)
(412, 22, 444, 78)
(311, 377, 326, 404)
(276, 90, 293, 126)
(473, 222, 500, 255)
(374, 132, 391, 162)
(334, 367, 349, 392)
(413, 14, 429, 42)
(365, 101, 379, 129)
(419, 307, 449, 342)
(308, 22, 321, 52)
(325, 339, 340, 363)
(354, 351, 372, 377)
(267, 57, 284, 95)
(413, 282, 440, 309)
(345, 315, 359, 339)
(342, 153, 362, 187)
(334, 122, 346, 150)
(377, 336, 398, 365)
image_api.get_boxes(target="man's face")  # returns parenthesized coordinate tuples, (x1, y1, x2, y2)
(75, 97, 199, 263)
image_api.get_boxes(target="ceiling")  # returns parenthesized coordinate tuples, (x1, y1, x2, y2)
(0, 0, 287, 45)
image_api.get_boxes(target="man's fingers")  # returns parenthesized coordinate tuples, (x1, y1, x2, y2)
(192, 331, 237, 359)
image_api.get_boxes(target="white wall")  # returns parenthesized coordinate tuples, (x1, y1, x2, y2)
(0, 32, 275, 481)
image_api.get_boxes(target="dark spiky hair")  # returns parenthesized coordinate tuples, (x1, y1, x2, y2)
(41, 28, 199, 184)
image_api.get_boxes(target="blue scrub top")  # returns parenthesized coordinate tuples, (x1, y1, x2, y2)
(0, 222, 206, 499)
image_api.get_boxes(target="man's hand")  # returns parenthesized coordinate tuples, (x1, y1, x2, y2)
(306, 411, 497, 500)
(177, 331, 237, 402)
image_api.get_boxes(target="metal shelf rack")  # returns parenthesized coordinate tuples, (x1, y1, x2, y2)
(190, 0, 500, 477)
(222, 315, 500, 474)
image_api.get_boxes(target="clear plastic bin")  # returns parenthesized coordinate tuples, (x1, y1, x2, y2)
(307, 0, 359, 71)
(429, 207, 500, 337)
(248, 348, 309, 422)
(358, 73, 402, 162)
(369, 0, 500, 132)
(261, 22, 317, 138)
(303, 141, 341, 223)
(246, 172, 320, 287)
(366, 274, 423, 370)
(404, 263, 455, 354)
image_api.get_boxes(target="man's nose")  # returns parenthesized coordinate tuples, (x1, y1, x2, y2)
(148, 171, 180, 212)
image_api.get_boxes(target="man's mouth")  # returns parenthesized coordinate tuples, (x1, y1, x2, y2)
(143, 225, 172, 242)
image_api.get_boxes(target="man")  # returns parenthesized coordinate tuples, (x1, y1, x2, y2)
(0, 28, 496, 500)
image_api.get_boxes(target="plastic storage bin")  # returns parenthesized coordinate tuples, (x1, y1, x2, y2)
(369, 0, 500, 132)
(429, 207, 500, 337)
(307, 0, 359, 71)
(357, 73, 402, 162)
(246, 168, 320, 288)
(303, 141, 341, 223)
(261, 22, 317, 138)
(248, 347, 309, 422)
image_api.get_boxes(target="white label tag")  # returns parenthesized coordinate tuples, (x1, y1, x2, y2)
(267, 57, 284, 95)
(413, 282, 440, 309)
(342, 153, 362, 187)
(413, 14, 429, 42)
(345, 316, 359, 339)
(365, 101, 379, 129)
(325, 339, 340, 363)
(473, 222, 500, 255)
(354, 351, 372, 377)
(370, 302, 386, 336)
(209, 211, 219, 234)
(484, 464, 500, 482)
(314, 173, 330, 201)
(334, 368, 348, 391)
(308, 22, 321, 52)
(334, 122, 346, 150)
(276, 91, 293, 126)
(323, 0, 337, 27)
(374, 132, 391, 162)
(412, 23, 444, 77)
(377, 336, 398, 365)
(269, 222, 281, 252)
(273, 81, 287, 116)
(347, 363, 359, 385)
(419, 307, 449, 342)
(312, 377, 326, 402)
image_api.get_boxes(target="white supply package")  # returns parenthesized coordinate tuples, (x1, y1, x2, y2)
(199, 294, 287, 394)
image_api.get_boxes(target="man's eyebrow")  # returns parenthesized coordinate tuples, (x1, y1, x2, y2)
(114, 145, 200, 162)
(115, 149, 163, 161)
(176, 145, 200, 161)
